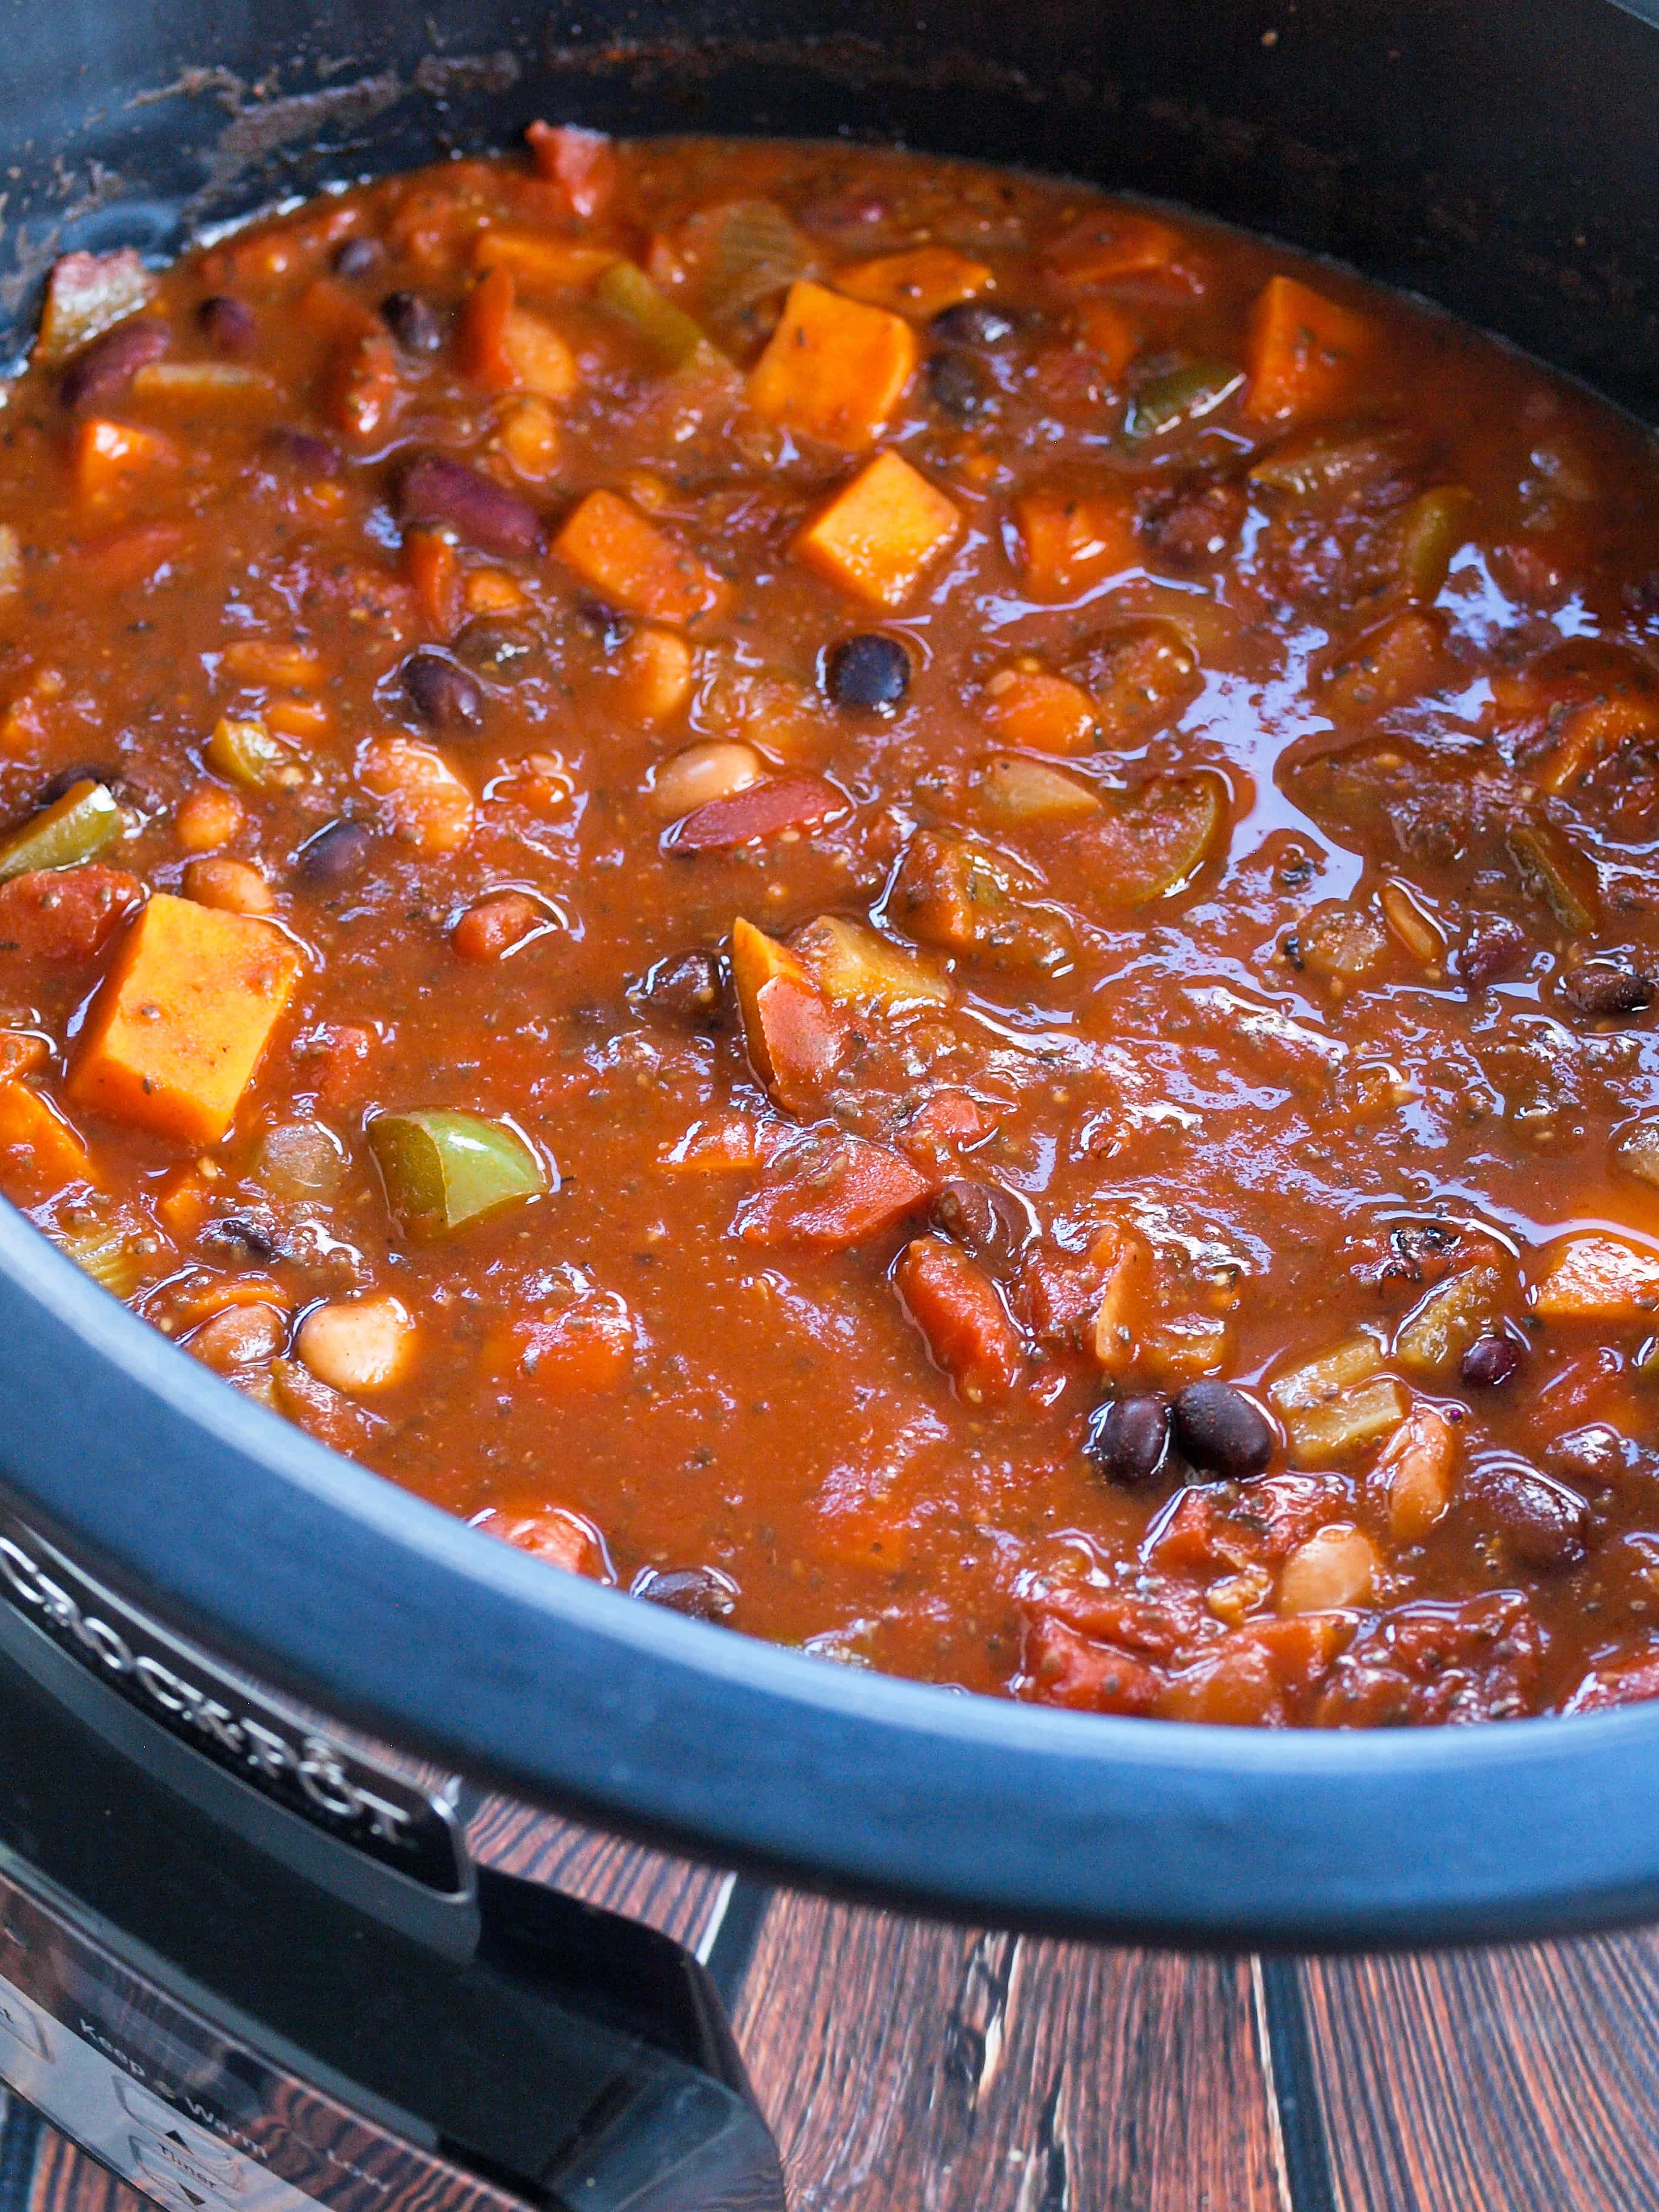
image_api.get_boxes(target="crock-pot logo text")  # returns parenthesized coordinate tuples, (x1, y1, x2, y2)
(0, 1524, 468, 1894)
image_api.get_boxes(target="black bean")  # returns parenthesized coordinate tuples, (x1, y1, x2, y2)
(400, 454, 543, 560)
(1458, 914, 1529, 988)
(197, 295, 255, 354)
(58, 318, 169, 411)
(1470, 1456, 1588, 1569)
(332, 236, 384, 278)
(1084, 1393, 1172, 1487)
(825, 632, 910, 712)
(926, 347, 993, 421)
(1171, 1381, 1274, 1480)
(380, 289, 444, 354)
(454, 618, 545, 678)
(629, 950, 725, 1028)
(402, 649, 484, 734)
(203, 1215, 283, 1262)
(294, 819, 376, 885)
(632, 1566, 738, 1621)
(930, 301, 1016, 347)
(264, 426, 341, 477)
(1459, 1332, 1523, 1390)
(1561, 960, 1655, 1019)
(928, 1179, 1028, 1274)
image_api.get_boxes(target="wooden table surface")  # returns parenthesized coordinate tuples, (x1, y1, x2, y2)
(10, 1797, 1659, 2212)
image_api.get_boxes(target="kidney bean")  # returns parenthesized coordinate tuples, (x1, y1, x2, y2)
(928, 1178, 1029, 1273)
(400, 454, 543, 560)
(930, 301, 1017, 347)
(632, 1565, 739, 1621)
(668, 773, 850, 852)
(1471, 1455, 1589, 1569)
(1171, 1381, 1274, 1480)
(1460, 1332, 1523, 1389)
(629, 950, 726, 1027)
(826, 632, 911, 711)
(265, 426, 341, 476)
(58, 318, 169, 410)
(1084, 1392, 1172, 1486)
(1458, 914, 1529, 988)
(1561, 960, 1655, 1019)
(1545, 1424, 1629, 1489)
(402, 649, 484, 733)
(295, 818, 376, 885)
(198, 295, 256, 354)
(380, 289, 444, 354)
(333, 236, 385, 278)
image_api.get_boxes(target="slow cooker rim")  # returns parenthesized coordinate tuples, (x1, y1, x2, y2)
(6, 1199, 1659, 1951)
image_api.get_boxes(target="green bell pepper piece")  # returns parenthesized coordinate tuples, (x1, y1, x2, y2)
(369, 1110, 548, 1242)
(0, 779, 121, 884)
(1124, 358, 1244, 444)
(595, 261, 725, 375)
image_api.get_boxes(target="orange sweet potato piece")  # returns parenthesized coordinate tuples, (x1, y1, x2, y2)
(1046, 210, 1191, 290)
(748, 280, 919, 449)
(793, 451, 962, 611)
(983, 665, 1099, 754)
(68, 893, 301, 1146)
(734, 1131, 931, 1251)
(1242, 274, 1373, 425)
(474, 229, 618, 290)
(896, 1237, 1024, 1404)
(834, 246, 993, 318)
(1530, 1234, 1659, 1324)
(1073, 300, 1142, 380)
(458, 267, 578, 400)
(74, 418, 179, 503)
(1013, 487, 1141, 598)
(0, 1081, 95, 1190)
(554, 489, 731, 627)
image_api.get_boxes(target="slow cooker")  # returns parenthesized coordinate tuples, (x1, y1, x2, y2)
(3, 1, 1659, 2205)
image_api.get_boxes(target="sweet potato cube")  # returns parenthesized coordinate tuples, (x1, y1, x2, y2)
(69, 893, 301, 1146)
(1073, 300, 1142, 380)
(0, 1081, 95, 1189)
(1047, 210, 1189, 289)
(794, 451, 961, 611)
(554, 489, 731, 627)
(983, 665, 1099, 755)
(834, 246, 993, 319)
(1531, 1234, 1659, 1323)
(1013, 488, 1141, 598)
(473, 229, 619, 292)
(1242, 275, 1373, 424)
(748, 280, 919, 450)
(74, 418, 179, 504)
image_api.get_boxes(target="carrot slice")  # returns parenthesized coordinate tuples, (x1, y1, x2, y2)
(748, 280, 919, 450)
(1242, 275, 1373, 425)
(793, 451, 961, 611)
(554, 489, 731, 626)
(68, 893, 301, 1146)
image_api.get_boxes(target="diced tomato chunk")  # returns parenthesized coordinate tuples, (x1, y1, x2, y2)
(734, 1131, 931, 1251)
(0, 866, 143, 960)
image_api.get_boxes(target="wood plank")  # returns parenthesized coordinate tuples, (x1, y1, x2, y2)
(463, 1798, 734, 1954)
(1301, 1929, 1659, 2211)
(732, 1891, 1288, 2211)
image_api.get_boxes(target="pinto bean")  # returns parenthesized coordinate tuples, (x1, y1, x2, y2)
(928, 1178, 1029, 1274)
(399, 454, 543, 560)
(1470, 1455, 1589, 1569)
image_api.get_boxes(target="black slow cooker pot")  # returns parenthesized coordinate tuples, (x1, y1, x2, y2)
(2, 0, 1659, 2202)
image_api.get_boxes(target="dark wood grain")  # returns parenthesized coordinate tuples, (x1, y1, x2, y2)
(26, 2125, 145, 2212)
(1301, 1930, 1659, 2211)
(732, 1891, 1287, 2211)
(463, 1797, 734, 1952)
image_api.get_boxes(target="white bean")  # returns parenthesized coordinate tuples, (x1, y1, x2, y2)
(295, 1295, 415, 1394)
